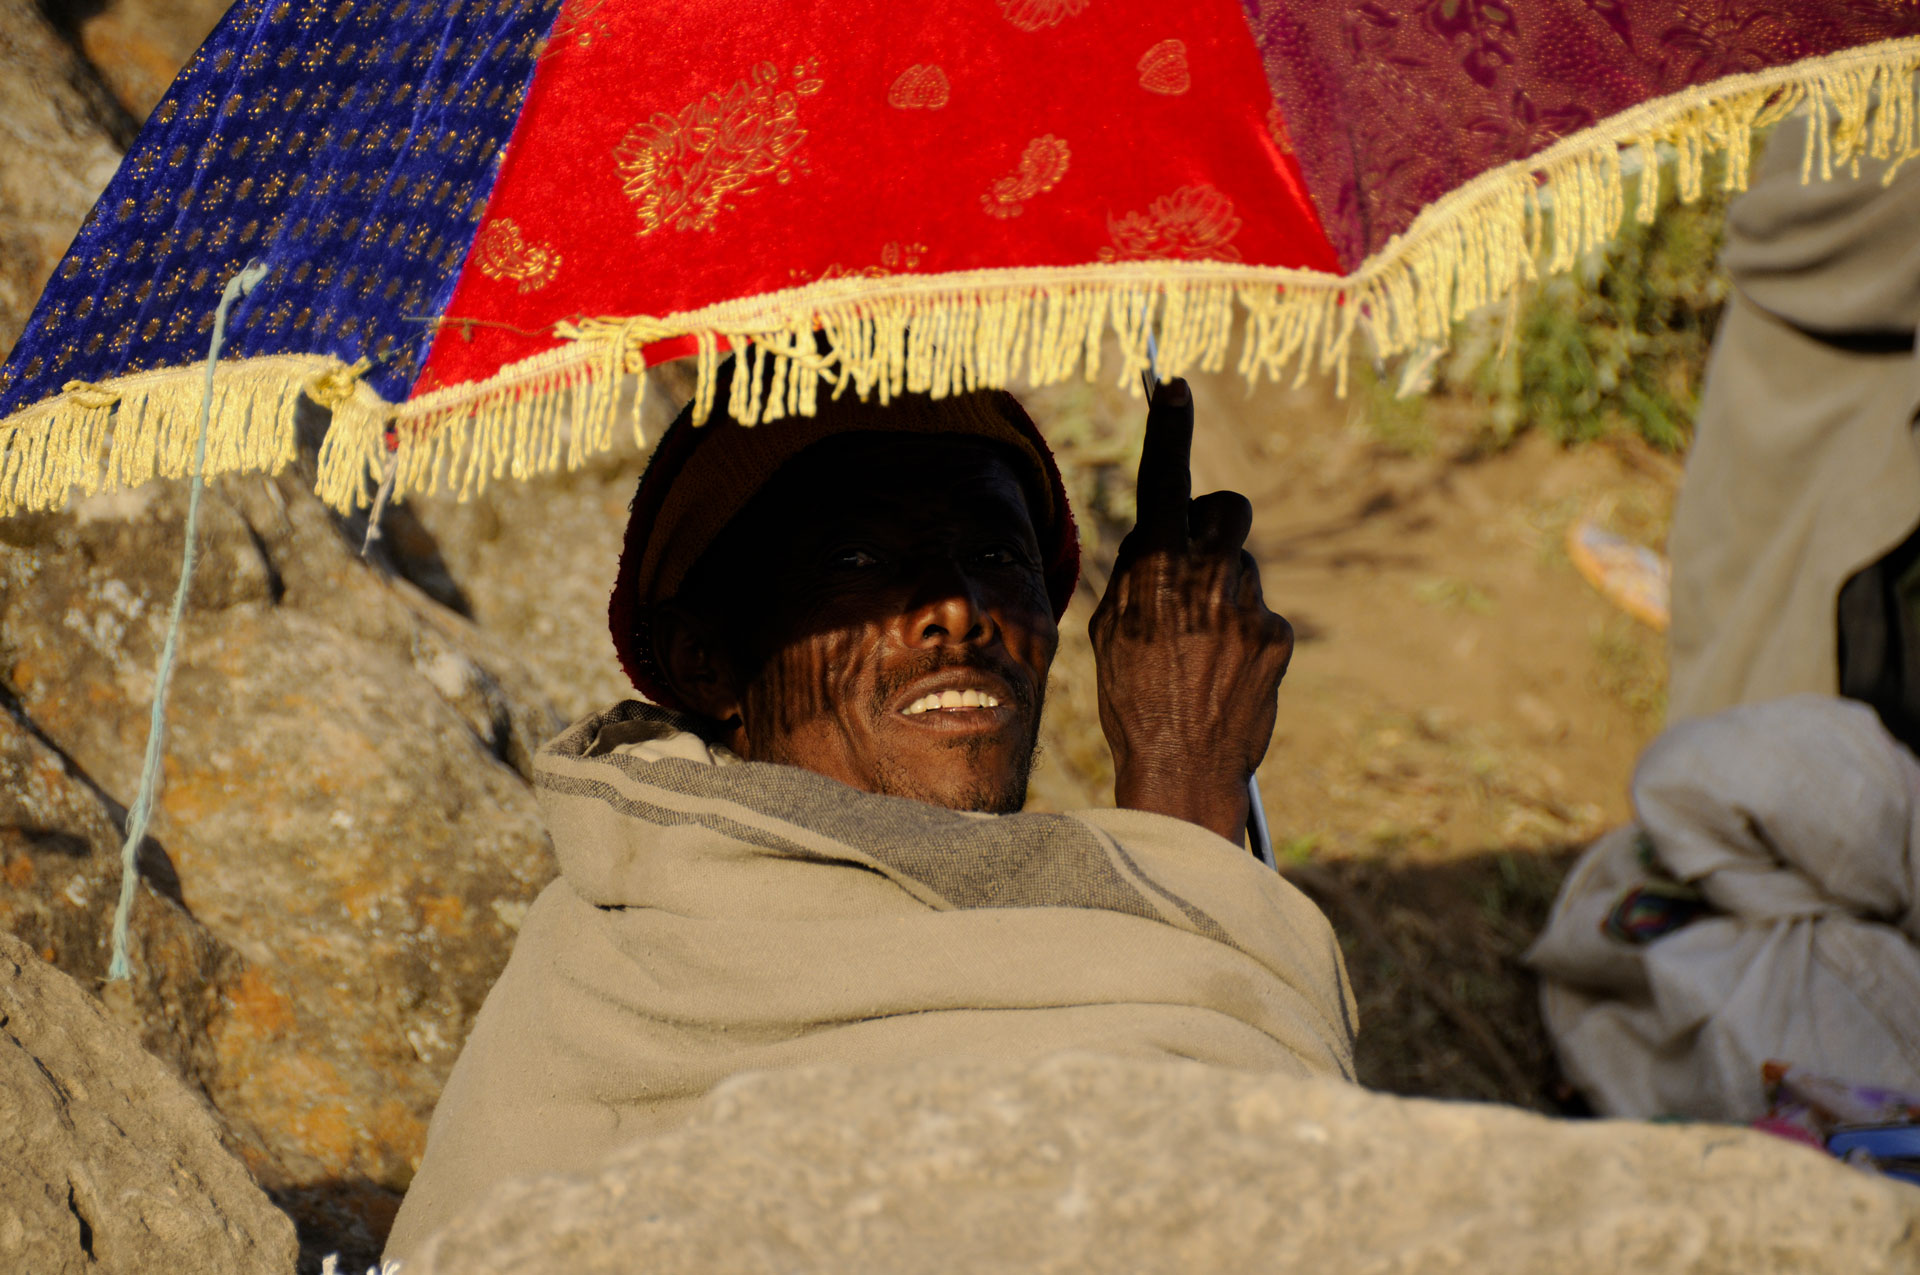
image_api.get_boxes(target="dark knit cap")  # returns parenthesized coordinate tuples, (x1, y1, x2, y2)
(609, 367, 1080, 708)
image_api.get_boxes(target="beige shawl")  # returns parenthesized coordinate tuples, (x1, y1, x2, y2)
(385, 702, 1355, 1260)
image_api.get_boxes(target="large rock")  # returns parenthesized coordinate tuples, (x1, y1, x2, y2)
(410, 1055, 1920, 1274)
(0, 0, 128, 356)
(0, 691, 240, 1096)
(406, 422, 661, 723)
(0, 929, 297, 1274)
(64, 0, 236, 121)
(0, 454, 560, 1268)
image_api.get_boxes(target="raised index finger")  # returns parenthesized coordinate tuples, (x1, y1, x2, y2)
(1134, 378, 1193, 550)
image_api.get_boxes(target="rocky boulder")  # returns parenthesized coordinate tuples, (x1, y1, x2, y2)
(0, 929, 297, 1274)
(405, 428, 658, 723)
(0, 0, 129, 354)
(409, 1054, 1920, 1275)
(57, 0, 237, 122)
(0, 451, 561, 1268)
(0, 686, 242, 1105)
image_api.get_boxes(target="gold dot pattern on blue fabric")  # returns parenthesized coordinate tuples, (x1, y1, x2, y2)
(0, 0, 564, 410)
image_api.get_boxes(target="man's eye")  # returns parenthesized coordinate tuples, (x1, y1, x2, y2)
(827, 547, 880, 570)
(974, 546, 1023, 567)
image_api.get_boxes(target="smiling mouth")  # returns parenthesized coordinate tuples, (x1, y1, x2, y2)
(900, 688, 1004, 716)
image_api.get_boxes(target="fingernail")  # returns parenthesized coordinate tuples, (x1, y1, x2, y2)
(1164, 379, 1190, 405)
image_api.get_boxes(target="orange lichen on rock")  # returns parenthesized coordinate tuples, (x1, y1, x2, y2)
(222, 965, 296, 1039)
(290, 1096, 364, 1171)
(373, 1097, 429, 1171)
(416, 893, 467, 935)
(219, 1048, 371, 1175)
(157, 759, 228, 822)
(338, 878, 388, 922)
(32, 753, 65, 783)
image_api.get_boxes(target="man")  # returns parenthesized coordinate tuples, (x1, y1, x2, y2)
(384, 368, 1356, 1259)
(1665, 108, 1920, 734)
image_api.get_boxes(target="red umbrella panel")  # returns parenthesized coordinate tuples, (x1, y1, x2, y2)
(1, 0, 1916, 516)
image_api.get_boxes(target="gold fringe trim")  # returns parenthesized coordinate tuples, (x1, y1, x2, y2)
(375, 36, 1920, 509)
(2, 37, 1916, 516)
(0, 356, 361, 515)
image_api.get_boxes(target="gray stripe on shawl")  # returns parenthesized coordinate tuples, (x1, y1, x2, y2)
(545, 701, 1234, 945)
(1105, 836, 1235, 947)
(534, 771, 838, 864)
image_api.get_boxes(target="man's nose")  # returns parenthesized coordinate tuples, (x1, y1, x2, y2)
(901, 557, 993, 648)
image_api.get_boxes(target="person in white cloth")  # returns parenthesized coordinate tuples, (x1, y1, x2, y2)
(383, 369, 1356, 1259)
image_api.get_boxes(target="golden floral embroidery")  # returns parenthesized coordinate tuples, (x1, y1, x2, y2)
(472, 218, 561, 291)
(1266, 103, 1295, 154)
(980, 135, 1070, 220)
(791, 241, 928, 283)
(613, 61, 823, 236)
(542, 0, 611, 57)
(997, 0, 1088, 32)
(888, 64, 950, 110)
(1137, 39, 1190, 95)
(1099, 184, 1242, 262)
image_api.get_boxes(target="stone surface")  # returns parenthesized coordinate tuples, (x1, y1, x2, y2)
(0, 929, 297, 1274)
(405, 365, 689, 723)
(65, 0, 236, 121)
(0, 0, 128, 356)
(0, 693, 242, 1100)
(0, 455, 560, 1269)
(412, 1055, 1920, 1275)
(406, 440, 653, 724)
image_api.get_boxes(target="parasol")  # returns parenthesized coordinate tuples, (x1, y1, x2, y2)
(0, 0, 1916, 516)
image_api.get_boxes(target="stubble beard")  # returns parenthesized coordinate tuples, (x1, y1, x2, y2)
(866, 661, 1047, 815)
(874, 714, 1044, 814)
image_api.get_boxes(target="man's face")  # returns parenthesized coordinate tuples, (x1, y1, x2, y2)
(680, 434, 1059, 813)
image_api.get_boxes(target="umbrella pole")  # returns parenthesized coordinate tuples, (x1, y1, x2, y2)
(1138, 337, 1278, 872)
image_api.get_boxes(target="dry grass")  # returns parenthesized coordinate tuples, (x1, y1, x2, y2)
(1287, 850, 1585, 1111)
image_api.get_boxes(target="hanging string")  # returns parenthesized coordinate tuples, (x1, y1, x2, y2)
(108, 259, 269, 982)
(360, 427, 400, 558)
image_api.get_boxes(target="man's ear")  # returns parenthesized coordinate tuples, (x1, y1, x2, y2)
(653, 602, 747, 733)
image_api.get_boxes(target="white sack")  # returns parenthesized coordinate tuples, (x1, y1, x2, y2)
(1528, 695, 1920, 1120)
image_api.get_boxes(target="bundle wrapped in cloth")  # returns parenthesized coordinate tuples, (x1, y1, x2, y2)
(385, 702, 1356, 1257)
(1529, 695, 1920, 1122)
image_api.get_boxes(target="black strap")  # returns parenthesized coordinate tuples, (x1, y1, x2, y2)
(1837, 516, 1920, 755)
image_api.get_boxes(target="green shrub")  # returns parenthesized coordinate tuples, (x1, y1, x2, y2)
(1371, 156, 1739, 455)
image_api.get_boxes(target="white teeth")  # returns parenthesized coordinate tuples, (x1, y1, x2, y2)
(901, 689, 1003, 715)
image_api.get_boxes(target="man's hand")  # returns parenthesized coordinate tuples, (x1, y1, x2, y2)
(1090, 378, 1293, 845)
